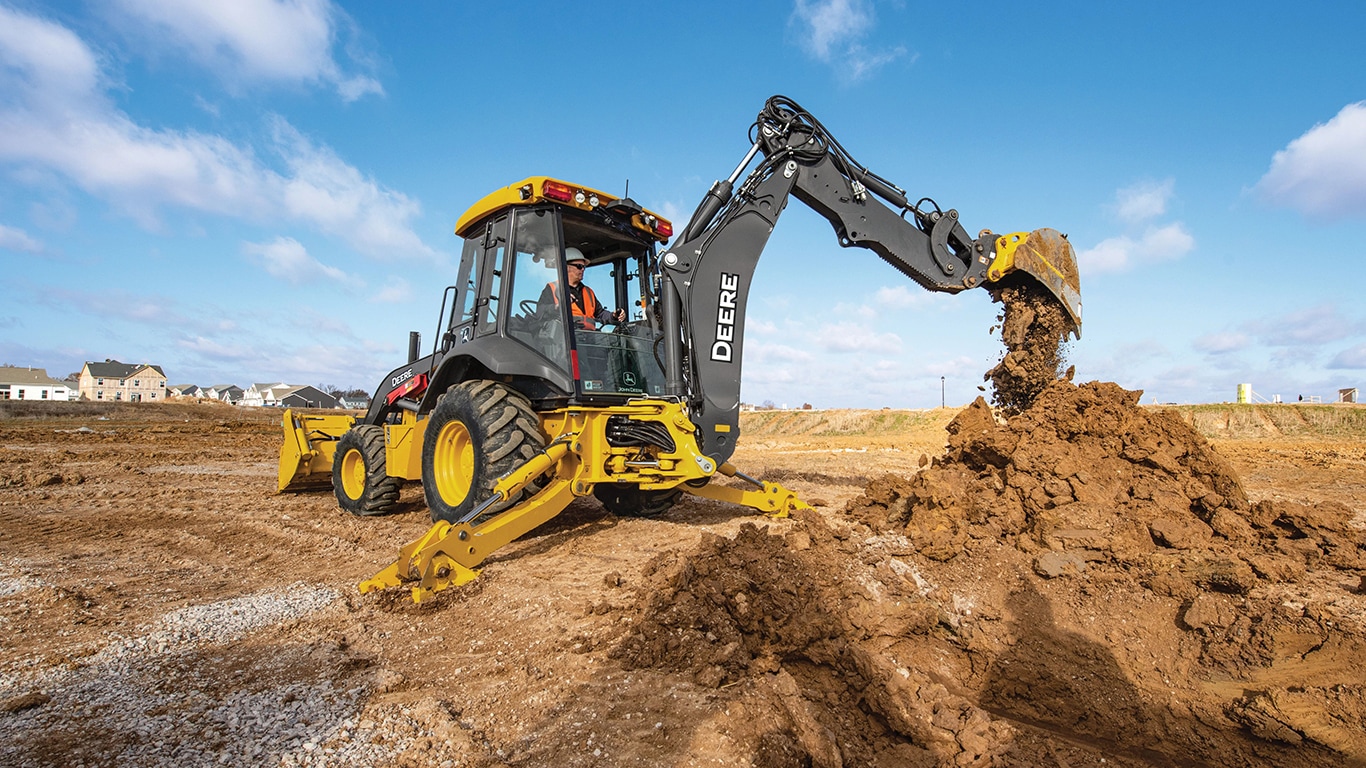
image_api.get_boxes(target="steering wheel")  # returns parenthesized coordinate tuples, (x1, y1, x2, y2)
(519, 299, 538, 315)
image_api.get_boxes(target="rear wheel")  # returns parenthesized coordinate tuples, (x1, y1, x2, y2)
(423, 380, 546, 524)
(593, 485, 681, 518)
(332, 425, 401, 515)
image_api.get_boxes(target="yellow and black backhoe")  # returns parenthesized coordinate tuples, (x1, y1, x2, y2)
(278, 95, 1082, 602)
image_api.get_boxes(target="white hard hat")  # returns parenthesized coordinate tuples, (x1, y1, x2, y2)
(565, 247, 588, 266)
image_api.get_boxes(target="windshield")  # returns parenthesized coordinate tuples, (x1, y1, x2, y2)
(506, 209, 570, 367)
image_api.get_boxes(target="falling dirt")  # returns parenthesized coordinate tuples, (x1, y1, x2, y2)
(986, 278, 1075, 416)
(3, 392, 1365, 766)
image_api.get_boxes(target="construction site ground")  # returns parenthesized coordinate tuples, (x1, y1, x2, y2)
(2, 393, 1364, 767)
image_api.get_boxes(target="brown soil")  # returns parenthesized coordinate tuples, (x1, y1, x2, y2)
(986, 278, 1074, 415)
(2, 395, 1365, 767)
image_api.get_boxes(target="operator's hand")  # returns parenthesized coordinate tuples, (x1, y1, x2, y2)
(613, 308, 626, 324)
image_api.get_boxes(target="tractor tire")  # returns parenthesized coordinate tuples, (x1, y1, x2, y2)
(332, 425, 401, 515)
(423, 380, 546, 525)
(593, 484, 681, 518)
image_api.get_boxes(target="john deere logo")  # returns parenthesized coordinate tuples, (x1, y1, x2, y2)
(622, 372, 637, 387)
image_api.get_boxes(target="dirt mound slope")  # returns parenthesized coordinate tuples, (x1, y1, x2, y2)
(616, 380, 1366, 766)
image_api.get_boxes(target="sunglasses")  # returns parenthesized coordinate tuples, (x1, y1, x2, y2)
(567, 263, 587, 270)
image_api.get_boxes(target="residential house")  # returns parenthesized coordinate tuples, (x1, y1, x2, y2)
(167, 385, 200, 398)
(79, 360, 167, 403)
(240, 382, 288, 407)
(0, 366, 76, 401)
(201, 385, 244, 404)
(240, 383, 341, 408)
(338, 395, 370, 410)
(277, 385, 340, 409)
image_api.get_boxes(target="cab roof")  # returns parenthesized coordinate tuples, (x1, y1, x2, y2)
(453, 177, 673, 243)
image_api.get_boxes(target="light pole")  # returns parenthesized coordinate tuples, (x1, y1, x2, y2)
(941, 376, 945, 409)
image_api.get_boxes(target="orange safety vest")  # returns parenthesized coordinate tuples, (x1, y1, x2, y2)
(547, 281, 602, 330)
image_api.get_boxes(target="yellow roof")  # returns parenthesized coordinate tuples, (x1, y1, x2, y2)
(453, 176, 673, 242)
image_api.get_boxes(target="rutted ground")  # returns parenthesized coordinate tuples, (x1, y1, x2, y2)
(1, 397, 1364, 766)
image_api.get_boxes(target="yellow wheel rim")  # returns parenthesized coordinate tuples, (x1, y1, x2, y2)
(340, 447, 367, 501)
(434, 419, 474, 507)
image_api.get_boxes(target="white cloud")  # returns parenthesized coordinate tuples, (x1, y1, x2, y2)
(811, 321, 902, 354)
(1115, 179, 1173, 224)
(1193, 331, 1250, 354)
(254, 341, 393, 385)
(37, 285, 192, 328)
(1248, 303, 1361, 347)
(1330, 343, 1366, 369)
(111, 0, 382, 101)
(923, 355, 978, 378)
(747, 318, 778, 334)
(243, 236, 354, 285)
(657, 200, 686, 231)
(747, 340, 816, 364)
(1078, 222, 1193, 274)
(0, 223, 43, 253)
(873, 284, 928, 309)
(792, 0, 871, 60)
(176, 335, 255, 360)
(0, 6, 101, 108)
(0, 6, 435, 260)
(372, 276, 413, 304)
(271, 120, 435, 260)
(1255, 102, 1366, 220)
(789, 0, 907, 82)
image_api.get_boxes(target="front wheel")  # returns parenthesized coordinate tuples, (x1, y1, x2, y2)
(422, 380, 546, 524)
(332, 425, 401, 515)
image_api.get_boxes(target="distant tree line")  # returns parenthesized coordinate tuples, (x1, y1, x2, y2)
(321, 385, 370, 399)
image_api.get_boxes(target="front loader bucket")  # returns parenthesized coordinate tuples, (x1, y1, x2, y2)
(987, 228, 1083, 337)
(278, 408, 355, 493)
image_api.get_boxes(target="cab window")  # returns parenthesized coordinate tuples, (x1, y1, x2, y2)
(506, 210, 568, 364)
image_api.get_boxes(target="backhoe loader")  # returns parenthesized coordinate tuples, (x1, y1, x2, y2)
(278, 95, 1082, 602)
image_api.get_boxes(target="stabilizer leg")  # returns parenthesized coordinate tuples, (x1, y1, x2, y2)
(682, 462, 812, 518)
(358, 477, 577, 603)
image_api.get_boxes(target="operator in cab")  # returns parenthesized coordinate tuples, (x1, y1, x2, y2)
(541, 248, 626, 331)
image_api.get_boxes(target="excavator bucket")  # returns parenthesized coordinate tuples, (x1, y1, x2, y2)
(987, 228, 1083, 337)
(277, 408, 355, 493)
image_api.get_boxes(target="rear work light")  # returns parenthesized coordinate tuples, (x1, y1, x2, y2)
(639, 214, 673, 239)
(543, 180, 573, 202)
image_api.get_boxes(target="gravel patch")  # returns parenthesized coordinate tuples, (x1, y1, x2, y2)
(0, 560, 47, 598)
(0, 583, 380, 767)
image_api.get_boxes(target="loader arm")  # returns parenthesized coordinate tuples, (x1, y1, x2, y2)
(659, 95, 1082, 464)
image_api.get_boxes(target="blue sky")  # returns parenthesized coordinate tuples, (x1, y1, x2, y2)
(1, 0, 1363, 408)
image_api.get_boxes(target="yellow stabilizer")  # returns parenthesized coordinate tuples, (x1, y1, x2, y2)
(278, 409, 355, 493)
(986, 228, 1083, 338)
(686, 462, 812, 517)
(359, 478, 578, 603)
(358, 441, 575, 603)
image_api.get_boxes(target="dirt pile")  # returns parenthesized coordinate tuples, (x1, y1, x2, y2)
(614, 517, 1014, 767)
(985, 278, 1073, 415)
(615, 380, 1366, 766)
